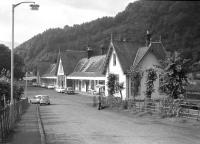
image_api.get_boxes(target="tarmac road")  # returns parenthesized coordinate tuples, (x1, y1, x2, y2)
(27, 87, 200, 144)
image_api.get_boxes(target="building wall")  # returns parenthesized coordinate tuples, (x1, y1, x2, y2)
(56, 58, 66, 88)
(137, 52, 165, 99)
(105, 48, 127, 99)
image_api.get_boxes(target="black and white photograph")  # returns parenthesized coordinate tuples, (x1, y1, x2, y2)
(0, 0, 200, 144)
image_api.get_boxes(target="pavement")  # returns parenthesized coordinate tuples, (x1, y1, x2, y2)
(4, 104, 43, 144)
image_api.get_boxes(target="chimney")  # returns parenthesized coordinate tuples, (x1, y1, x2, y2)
(146, 30, 152, 46)
(87, 46, 93, 59)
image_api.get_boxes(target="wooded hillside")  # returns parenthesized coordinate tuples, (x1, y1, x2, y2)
(15, 1, 200, 71)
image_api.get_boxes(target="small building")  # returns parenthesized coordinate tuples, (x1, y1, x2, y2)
(103, 33, 166, 100)
(67, 47, 106, 94)
(55, 50, 87, 89)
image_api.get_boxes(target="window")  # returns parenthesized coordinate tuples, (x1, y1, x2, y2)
(113, 53, 116, 66)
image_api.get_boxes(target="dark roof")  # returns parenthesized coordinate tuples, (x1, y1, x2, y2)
(104, 40, 141, 73)
(41, 63, 57, 77)
(37, 62, 52, 76)
(59, 50, 87, 75)
(74, 55, 106, 73)
(149, 42, 166, 60)
(132, 46, 149, 69)
(130, 42, 166, 72)
(68, 72, 105, 78)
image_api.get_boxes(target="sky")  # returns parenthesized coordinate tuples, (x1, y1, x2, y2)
(0, 0, 135, 48)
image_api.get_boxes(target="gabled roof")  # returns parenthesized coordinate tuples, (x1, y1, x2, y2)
(103, 40, 141, 74)
(130, 42, 166, 72)
(68, 54, 106, 78)
(41, 63, 57, 77)
(68, 72, 105, 78)
(56, 50, 87, 75)
(74, 55, 106, 73)
(37, 62, 52, 76)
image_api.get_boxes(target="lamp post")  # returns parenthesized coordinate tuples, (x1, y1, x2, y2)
(11, 1, 39, 105)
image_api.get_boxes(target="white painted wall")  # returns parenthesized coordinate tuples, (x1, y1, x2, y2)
(57, 59, 64, 76)
(138, 52, 164, 99)
(105, 48, 127, 99)
(56, 58, 65, 88)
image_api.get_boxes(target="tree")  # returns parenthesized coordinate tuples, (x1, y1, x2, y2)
(107, 74, 117, 96)
(0, 44, 25, 80)
(0, 44, 11, 75)
(0, 80, 24, 107)
(160, 52, 189, 99)
(128, 69, 142, 100)
(145, 68, 157, 99)
(115, 82, 125, 100)
(14, 54, 25, 80)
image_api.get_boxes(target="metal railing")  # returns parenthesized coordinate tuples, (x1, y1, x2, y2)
(0, 98, 29, 141)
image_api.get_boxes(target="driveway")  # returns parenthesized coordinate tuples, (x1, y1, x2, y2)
(27, 87, 200, 144)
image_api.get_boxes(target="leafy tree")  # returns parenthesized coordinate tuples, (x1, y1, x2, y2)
(14, 54, 25, 80)
(0, 44, 25, 80)
(0, 80, 24, 107)
(160, 52, 189, 99)
(128, 69, 142, 99)
(115, 82, 124, 100)
(107, 74, 117, 96)
(0, 44, 11, 75)
(145, 68, 157, 99)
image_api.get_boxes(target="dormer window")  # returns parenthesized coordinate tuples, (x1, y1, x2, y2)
(113, 53, 116, 66)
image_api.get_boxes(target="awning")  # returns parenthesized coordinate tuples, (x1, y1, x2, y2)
(67, 72, 106, 80)
(23, 76, 37, 80)
(40, 76, 57, 79)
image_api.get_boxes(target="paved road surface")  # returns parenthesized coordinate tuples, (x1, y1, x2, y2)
(27, 87, 200, 144)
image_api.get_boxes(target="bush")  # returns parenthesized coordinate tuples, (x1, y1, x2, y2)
(0, 80, 24, 104)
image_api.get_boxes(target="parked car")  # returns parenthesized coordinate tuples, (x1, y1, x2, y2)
(40, 95, 50, 105)
(47, 84, 55, 89)
(55, 87, 65, 93)
(30, 95, 42, 104)
(32, 82, 38, 87)
(64, 87, 75, 94)
(40, 83, 46, 88)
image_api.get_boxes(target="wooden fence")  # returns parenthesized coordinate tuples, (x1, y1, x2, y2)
(0, 98, 29, 142)
(94, 96, 200, 120)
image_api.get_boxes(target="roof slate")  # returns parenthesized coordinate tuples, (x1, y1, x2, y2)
(130, 42, 166, 72)
(110, 40, 141, 73)
(59, 50, 87, 75)
(74, 55, 106, 73)
(41, 63, 57, 77)
(68, 72, 105, 78)
(37, 62, 52, 76)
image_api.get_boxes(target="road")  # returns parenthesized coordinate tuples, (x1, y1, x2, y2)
(27, 87, 200, 144)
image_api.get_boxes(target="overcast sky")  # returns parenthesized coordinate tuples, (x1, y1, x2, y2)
(0, 0, 135, 47)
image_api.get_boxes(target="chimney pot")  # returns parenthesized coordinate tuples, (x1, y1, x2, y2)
(146, 30, 152, 46)
(87, 47, 93, 59)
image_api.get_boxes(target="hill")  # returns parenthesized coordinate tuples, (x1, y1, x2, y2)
(15, 1, 200, 71)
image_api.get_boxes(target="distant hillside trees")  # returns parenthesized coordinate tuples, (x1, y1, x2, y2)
(0, 44, 25, 80)
(15, 1, 200, 70)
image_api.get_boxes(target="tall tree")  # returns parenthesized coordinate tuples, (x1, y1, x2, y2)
(160, 52, 189, 99)
(0, 44, 25, 80)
